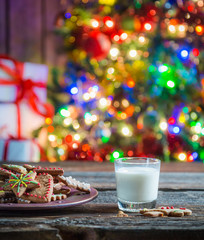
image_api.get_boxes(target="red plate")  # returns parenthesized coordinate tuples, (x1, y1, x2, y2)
(0, 187, 98, 211)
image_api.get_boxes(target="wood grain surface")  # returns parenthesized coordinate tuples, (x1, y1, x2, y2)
(0, 162, 203, 240)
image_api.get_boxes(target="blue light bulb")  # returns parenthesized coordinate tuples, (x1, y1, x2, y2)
(70, 87, 78, 95)
(180, 49, 189, 59)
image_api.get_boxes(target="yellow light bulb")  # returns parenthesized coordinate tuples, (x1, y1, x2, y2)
(120, 32, 128, 40)
(48, 135, 56, 142)
(91, 19, 99, 28)
(105, 20, 114, 28)
(110, 48, 119, 57)
(178, 153, 186, 161)
(178, 25, 185, 32)
(107, 67, 114, 74)
(168, 25, 176, 33)
(159, 121, 167, 131)
(139, 36, 145, 43)
(74, 134, 80, 141)
(129, 49, 137, 58)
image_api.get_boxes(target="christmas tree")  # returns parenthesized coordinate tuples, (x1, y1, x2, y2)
(35, 0, 204, 162)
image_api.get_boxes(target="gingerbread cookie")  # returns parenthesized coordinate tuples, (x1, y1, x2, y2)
(0, 164, 92, 205)
(0, 197, 17, 203)
(143, 211, 164, 217)
(0, 190, 14, 199)
(51, 194, 67, 201)
(2, 171, 40, 197)
(140, 206, 192, 217)
(158, 206, 192, 216)
(0, 167, 13, 179)
(53, 182, 71, 195)
(34, 167, 64, 176)
(57, 175, 91, 193)
(17, 198, 31, 204)
(0, 181, 5, 188)
(2, 164, 27, 174)
(23, 164, 39, 171)
(21, 173, 54, 203)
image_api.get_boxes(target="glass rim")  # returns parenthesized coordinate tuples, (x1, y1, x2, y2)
(114, 157, 160, 164)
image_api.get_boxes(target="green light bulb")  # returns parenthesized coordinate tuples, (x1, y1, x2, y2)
(167, 80, 175, 88)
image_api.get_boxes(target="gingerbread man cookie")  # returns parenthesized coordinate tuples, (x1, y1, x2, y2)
(140, 206, 192, 217)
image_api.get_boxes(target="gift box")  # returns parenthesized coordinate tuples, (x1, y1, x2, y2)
(0, 103, 47, 138)
(0, 139, 40, 162)
(0, 55, 54, 138)
(0, 58, 48, 103)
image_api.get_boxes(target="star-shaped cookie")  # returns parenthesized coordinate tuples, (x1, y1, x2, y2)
(3, 171, 40, 197)
(21, 173, 54, 203)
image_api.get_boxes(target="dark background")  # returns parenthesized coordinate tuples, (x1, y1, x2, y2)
(0, 0, 69, 65)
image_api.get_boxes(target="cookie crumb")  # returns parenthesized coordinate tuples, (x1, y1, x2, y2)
(117, 210, 129, 217)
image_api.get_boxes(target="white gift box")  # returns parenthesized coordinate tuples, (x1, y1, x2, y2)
(0, 59, 48, 103)
(0, 139, 40, 162)
(0, 58, 51, 138)
(0, 103, 46, 138)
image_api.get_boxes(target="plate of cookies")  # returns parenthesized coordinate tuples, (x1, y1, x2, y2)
(0, 164, 98, 210)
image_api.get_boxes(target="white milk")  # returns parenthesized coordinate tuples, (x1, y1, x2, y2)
(115, 167, 159, 203)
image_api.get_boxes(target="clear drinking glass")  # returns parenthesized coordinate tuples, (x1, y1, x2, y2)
(114, 157, 161, 212)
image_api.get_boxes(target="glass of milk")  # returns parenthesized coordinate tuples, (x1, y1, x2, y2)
(114, 157, 160, 212)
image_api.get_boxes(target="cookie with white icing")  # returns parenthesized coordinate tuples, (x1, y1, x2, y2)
(51, 193, 67, 201)
(57, 175, 91, 193)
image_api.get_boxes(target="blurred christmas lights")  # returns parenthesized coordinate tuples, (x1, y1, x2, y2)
(40, 0, 204, 163)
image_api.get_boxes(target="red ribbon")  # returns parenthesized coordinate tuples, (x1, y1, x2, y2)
(3, 139, 10, 161)
(0, 55, 54, 138)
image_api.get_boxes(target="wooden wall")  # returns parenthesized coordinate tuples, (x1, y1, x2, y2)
(0, 0, 69, 66)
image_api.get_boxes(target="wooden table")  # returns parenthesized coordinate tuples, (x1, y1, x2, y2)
(0, 162, 204, 240)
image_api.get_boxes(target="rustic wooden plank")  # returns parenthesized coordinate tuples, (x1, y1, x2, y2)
(0, 225, 61, 240)
(0, 223, 203, 240)
(0, 191, 203, 215)
(9, 0, 42, 62)
(0, 0, 7, 53)
(62, 172, 204, 190)
(0, 190, 203, 240)
(91, 190, 204, 206)
(8, 161, 204, 173)
(44, 0, 67, 66)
